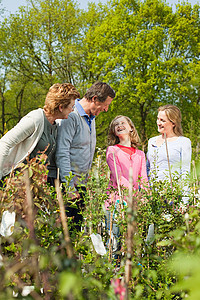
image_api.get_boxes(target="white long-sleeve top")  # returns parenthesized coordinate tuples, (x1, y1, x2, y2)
(146, 135, 191, 181)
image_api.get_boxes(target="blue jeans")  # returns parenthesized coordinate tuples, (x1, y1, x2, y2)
(104, 210, 121, 260)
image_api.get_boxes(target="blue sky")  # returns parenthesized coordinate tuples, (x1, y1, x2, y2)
(1, 0, 199, 16)
(1, 0, 107, 14)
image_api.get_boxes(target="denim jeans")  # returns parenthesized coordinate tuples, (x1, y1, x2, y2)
(104, 210, 121, 260)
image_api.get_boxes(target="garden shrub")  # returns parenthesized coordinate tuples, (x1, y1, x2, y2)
(0, 151, 199, 299)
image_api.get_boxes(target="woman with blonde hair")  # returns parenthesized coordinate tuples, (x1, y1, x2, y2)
(146, 104, 191, 203)
(0, 83, 80, 183)
(147, 104, 191, 181)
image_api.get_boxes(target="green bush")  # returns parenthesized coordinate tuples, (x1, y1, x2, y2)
(0, 151, 200, 299)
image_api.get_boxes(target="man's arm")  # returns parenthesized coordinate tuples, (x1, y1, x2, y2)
(55, 114, 77, 187)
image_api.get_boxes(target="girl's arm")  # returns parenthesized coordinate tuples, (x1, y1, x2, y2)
(146, 140, 151, 178)
(139, 152, 149, 189)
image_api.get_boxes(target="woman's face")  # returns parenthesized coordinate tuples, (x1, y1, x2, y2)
(157, 110, 175, 136)
(59, 99, 75, 119)
(114, 116, 132, 137)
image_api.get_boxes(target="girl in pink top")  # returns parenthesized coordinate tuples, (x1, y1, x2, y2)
(105, 115, 148, 261)
(106, 115, 148, 208)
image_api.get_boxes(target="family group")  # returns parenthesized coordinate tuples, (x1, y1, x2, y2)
(0, 81, 191, 257)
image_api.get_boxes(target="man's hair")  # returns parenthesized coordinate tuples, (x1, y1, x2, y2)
(44, 83, 80, 115)
(84, 81, 115, 102)
(158, 104, 183, 136)
(107, 115, 141, 148)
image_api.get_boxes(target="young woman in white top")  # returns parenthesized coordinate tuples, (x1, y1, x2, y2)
(147, 104, 191, 203)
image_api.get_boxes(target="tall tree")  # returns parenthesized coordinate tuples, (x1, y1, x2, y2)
(83, 0, 200, 150)
(0, 0, 84, 131)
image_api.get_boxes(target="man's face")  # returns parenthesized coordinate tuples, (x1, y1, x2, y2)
(90, 96, 113, 116)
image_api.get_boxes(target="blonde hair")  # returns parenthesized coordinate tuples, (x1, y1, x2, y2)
(158, 104, 183, 136)
(107, 115, 141, 148)
(44, 83, 80, 115)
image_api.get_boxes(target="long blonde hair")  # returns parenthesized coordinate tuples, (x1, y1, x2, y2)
(158, 104, 183, 136)
(107, 115, 141, 148)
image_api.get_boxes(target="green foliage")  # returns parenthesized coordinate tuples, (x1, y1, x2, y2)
(0, 0, 85, 132)
(0, 150, 200, 298)
(83, 0, 200, 149)
(0, 0, 200, 297)
(1, 0, 200, 147)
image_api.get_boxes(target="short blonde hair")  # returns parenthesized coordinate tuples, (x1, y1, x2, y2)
(44, 83, 80, 115)
(108, 115, 141, 148)
(158, 104, 183, 136)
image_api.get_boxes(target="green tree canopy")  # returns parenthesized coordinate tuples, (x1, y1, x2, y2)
(0, 0, 199, 156)
(83, 0, 200, 152)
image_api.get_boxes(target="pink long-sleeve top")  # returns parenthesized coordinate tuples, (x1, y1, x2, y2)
(105, 145, 148, 209)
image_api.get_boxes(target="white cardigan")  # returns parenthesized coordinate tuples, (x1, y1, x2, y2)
(0, 108, 44, 179)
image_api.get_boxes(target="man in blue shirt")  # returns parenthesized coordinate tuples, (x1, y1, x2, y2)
(48, 81, 115, 231)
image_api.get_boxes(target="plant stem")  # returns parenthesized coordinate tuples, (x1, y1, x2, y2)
(54, 178, 74, 259)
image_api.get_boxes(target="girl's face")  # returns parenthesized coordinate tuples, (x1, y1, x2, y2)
(114, 116, 132, 137)
(157, 110, 175, 136)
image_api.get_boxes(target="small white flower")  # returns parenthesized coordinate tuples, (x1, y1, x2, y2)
(179, 203, 187, 212)
(0, 210, 16, 237)
(185, 213, 189, 220)
(22, 286, 35, 296)
(162, 213, 173, 222)
(195, 201, 200, 208)
(13, 286, 35, 298)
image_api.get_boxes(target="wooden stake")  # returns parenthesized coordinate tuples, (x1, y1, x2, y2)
(164, 133, 173, 191)
(125, 166, 134, 287)
(54, 178, 73, 259)
(24, 169, 35, 241)
(23, 168, 41, 290)
(108, 193, 114, 263)
(112, 152, 123, 208)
